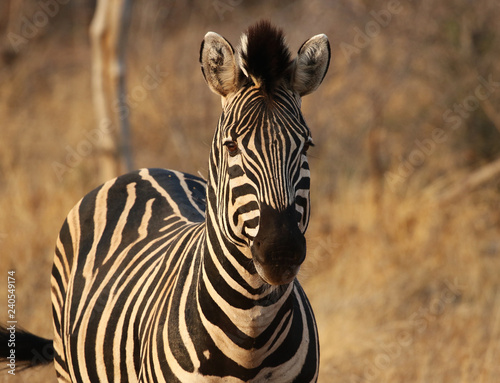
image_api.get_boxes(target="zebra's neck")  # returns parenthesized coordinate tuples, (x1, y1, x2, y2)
(200, 182, 295, 338)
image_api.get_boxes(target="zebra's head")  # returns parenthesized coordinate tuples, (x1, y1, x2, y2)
(200, 21, 330, 286)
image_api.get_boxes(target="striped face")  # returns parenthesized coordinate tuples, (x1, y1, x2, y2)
(212, 85, 313, 285)
(200, 22, 330, 286)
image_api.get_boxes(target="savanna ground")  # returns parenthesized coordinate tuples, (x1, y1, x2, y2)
(1, 1, 500, 382)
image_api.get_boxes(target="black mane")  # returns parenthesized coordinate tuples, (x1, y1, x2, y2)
(239, 20, 292, 95)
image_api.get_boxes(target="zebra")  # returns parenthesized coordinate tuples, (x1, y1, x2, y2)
(1, 20, 330, 382)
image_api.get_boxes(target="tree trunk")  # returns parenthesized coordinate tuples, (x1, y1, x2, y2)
(90, 0, 133, 183)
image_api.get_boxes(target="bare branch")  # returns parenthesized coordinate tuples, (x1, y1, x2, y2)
(481, 99, 500, 135)
(437, 156, 500, 206)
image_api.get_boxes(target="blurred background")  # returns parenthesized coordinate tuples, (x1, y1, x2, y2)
(1, 0, 500, 381)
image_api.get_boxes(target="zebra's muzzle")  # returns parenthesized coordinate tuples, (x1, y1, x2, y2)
(251, 203, 306, 285)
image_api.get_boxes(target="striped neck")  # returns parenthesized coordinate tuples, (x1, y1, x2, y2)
(203, 159, 294, 289)
(204, 177, 285, 294)
(198, 183, 297, 367)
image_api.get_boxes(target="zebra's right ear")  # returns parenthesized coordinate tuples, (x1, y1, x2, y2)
(200, 32, 240, 98)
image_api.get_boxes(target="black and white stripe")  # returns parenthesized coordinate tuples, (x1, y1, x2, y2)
(49, 20, 331, 382)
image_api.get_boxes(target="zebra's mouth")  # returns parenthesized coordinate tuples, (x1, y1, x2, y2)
(250, 203, 306, 285)
(253, 259, 301, 285)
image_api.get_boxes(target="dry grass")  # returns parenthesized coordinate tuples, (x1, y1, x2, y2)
(1, 1, 500, 382)
(303, 179, 500, 382)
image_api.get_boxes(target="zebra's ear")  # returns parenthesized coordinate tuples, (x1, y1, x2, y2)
(291, 34, 330, 97)
(200, 32, 240, 97)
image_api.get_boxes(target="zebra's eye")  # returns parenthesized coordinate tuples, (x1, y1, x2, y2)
(302, 139, 315, 155)
(223, 140, 239, 156)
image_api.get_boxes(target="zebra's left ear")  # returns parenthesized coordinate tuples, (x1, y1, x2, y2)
(200, 32, 240, 98)
(291, 34, 331, 97)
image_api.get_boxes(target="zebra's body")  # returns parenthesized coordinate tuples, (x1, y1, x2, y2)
(52, 168, 318, 382)
(0, 20, 330, 382)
